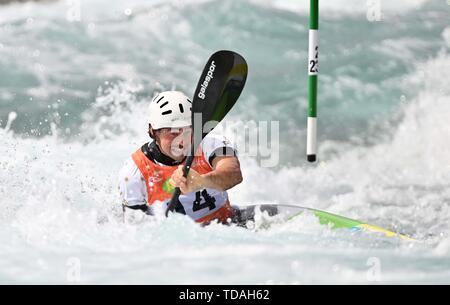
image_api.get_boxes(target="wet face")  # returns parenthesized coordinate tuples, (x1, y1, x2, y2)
(152, 126, 192, 161)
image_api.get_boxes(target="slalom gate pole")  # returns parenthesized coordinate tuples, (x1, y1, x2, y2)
(307, 0, 319, 162)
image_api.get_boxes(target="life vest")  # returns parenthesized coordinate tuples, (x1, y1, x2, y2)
(131, 145, 235, 224)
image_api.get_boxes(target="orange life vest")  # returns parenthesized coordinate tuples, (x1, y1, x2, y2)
(131, 146, 234, 224)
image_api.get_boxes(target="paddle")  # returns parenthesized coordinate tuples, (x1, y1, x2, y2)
(165, 50, 248, 217)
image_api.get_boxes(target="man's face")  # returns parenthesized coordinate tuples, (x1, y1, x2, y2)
(155, 126, 192, 160)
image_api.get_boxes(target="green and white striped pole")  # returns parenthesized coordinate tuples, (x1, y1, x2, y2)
(307, 0, 319, 162)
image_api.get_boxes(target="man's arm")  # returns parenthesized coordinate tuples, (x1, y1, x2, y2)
(201, 156, 243, 191)
(118, 157, 153, 214)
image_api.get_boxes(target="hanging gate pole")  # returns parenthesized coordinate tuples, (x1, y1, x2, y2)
(307, 0, 319, 162)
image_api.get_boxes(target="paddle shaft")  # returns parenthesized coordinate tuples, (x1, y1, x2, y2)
(166, 148, 195, 215)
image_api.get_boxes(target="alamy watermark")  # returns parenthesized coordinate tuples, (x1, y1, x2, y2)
(168, 113, 280, 168)
(66, 257, 81, 283)
(66, 0, 81, 22)
(366, 0, 382, 22)
(366, 257, 381, 282)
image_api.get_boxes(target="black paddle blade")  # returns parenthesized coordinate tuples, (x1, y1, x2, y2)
(192, 50, 248, 147)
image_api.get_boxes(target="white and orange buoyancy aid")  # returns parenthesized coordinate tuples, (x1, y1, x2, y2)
(129, 140, 235, 224)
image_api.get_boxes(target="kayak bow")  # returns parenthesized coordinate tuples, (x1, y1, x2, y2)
(239, 204, 415, 241)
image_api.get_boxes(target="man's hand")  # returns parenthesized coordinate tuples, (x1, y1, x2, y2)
(169, 165, 205, 194)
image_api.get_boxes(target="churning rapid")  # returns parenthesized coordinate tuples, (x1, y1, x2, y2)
(1, 0, 450, 284)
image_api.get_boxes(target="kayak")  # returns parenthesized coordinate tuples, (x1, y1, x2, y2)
(233, 204, 415, 241)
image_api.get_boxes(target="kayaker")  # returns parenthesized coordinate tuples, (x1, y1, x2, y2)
(118, 90, 243, 224)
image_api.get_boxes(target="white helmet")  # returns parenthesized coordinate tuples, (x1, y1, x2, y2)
(148, 91, 192, 129)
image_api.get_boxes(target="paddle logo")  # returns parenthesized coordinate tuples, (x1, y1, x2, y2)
(198, 60, 216, 100)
